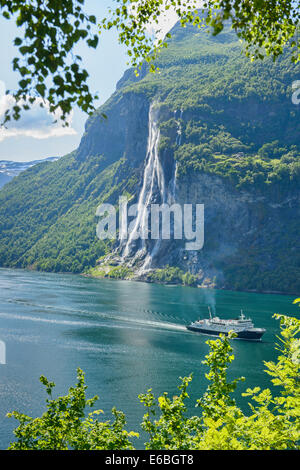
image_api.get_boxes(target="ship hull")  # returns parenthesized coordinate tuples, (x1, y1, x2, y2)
(186, 325, 265, 341)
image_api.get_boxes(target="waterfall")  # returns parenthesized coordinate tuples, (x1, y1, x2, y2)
(166, 108, 182, 204)
(122, 103, 182, 273)
(123, 103, 166, 262)
(175, 108, 183, 146)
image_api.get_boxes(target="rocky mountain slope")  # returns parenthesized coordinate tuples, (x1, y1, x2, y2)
(0, 22, 299, 294)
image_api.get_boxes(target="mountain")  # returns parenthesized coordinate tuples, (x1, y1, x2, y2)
(0, 157, 60, 188)
(0, 22, 299, 294)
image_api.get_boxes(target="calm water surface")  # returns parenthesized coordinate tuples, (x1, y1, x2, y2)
(0, 268, 298, 449)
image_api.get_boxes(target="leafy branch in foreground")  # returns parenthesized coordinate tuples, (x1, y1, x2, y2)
(101, 0, 300, 76)
(0, 0, 99, 124)
(7, 313, 300, 450)
(1, 1, 300, 124)
(7, 369, 137, 450)
(141, 314, 299, 450)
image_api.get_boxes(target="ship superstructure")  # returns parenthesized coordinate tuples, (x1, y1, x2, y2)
(186, 309, 265, 341)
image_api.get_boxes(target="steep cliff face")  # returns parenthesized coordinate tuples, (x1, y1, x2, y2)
(173, 173, 299, 293)
(95, 100, 299, 294)
(0, 23, 299, 293)
(77, 92, 150, 168)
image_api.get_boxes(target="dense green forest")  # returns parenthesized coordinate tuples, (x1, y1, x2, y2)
(0, 153, 135, 273)
(0, 23, 299, 293)
(121, 23, 300, 192)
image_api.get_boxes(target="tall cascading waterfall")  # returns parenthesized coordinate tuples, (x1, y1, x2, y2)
(122, 103, 165, 264)
(175, 108, 183, 147)
(122, 103, 182, 272)
(170, 108, 183, 200)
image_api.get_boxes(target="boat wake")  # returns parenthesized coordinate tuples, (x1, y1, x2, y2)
(0, 310, 187, 334)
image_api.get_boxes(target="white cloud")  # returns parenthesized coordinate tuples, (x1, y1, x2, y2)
(0, 80, 76, 142)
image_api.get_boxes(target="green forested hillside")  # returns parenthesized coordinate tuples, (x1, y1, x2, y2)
(120, 23, 300, 192)
(0, 23, 299, 292)
(0, 153, 137, 272)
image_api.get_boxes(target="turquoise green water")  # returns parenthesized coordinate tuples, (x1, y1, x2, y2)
(0, 268, 298, 449)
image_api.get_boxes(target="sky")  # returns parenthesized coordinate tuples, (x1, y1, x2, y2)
(0, 0, 130, 162)
(0, 0, 184, 162)
(0, 0, 195, 161)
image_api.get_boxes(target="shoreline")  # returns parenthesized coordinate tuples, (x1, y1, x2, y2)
(0, 265, 297, 297)
(83, 270, 298, 297)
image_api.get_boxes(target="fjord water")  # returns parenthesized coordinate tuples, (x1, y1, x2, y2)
(0, 268, 298, 449)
